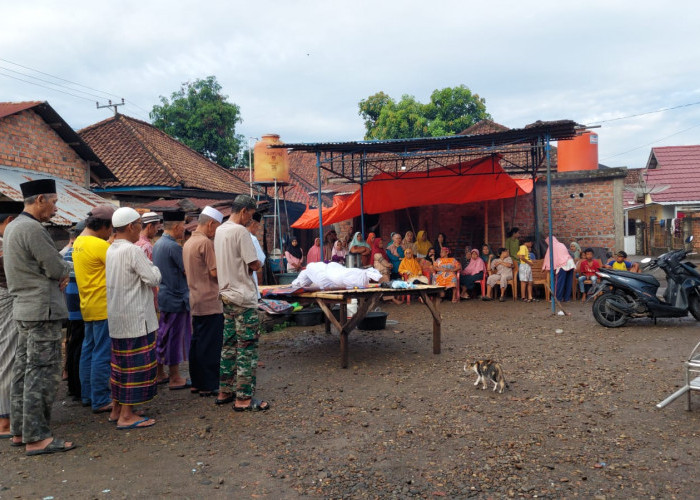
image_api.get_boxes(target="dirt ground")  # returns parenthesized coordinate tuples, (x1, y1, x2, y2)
(2, 297, 700, 499)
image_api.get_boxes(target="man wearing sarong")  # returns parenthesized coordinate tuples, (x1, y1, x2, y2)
(4, 179, 76, 455)
(73, 204, 116, 414)
(215, 195, 270, 412)
(106, 207, 161, 429)
(0, 201, 24, 439)
(182, 206, 223, 398)
(152, 210, 191, 389)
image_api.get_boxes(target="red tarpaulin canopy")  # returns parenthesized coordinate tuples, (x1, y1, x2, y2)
(292, 155, 533, 229)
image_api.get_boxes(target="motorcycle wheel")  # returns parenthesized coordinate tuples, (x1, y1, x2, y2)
(689, 293, 700, 321)
(592, 292, 629, 328)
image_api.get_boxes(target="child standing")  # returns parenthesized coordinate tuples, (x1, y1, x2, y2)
(516, 237, 535, 302)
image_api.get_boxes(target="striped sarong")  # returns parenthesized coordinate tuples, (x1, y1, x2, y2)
(110, 331, 157, 405)
(0, 286, 18, 417)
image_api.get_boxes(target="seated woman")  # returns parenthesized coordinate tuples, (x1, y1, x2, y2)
(348, 232, 371, 267)
(398, 248, 429, 285)
(484, 248, 514, 302)
(433, 232, 447, 258)
(331, 239, 346, 265)
(419, 249, 435, 282)
(480, 243, 494, 268)
(371, 236, 393, 283)
(414, 230, 431, 259)
(403, 230, 417, 256)
(460, 248, 486, 299)
(569, 241, 581, 261)
(306, 237, 322, 264)
(284, 237, 304, 272)
(386, 232, 404, 279)
(433, 247, 461, 303)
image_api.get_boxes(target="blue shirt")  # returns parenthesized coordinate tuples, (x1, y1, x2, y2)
(386, 244, 404, 272)
(153, 234, 189, 312)
(63, 246, 82, 321)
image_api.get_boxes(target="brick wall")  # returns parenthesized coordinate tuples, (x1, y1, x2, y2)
(0, 110, 88, 186)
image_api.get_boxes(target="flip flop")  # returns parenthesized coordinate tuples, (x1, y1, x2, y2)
(26, 437, 77, 456)
(156, 377, 170, 385)
(0, 433, 11, 439)
(92, 405, 113, 414)
(215, 394, 235, 405)
(169, 381, 192, 391)
(11, 440, 24, 447)
(233, 398, 270, 412)
(116, 417, 155, 430)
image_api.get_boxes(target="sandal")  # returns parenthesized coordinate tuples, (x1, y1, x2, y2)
(233, 398, 270, 412)
(26, 437, 77, 456)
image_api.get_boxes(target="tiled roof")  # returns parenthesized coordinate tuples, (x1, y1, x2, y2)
(0, 101, 115, 181)
(623, 168, 644, 207)
(459, 119, 510, 136)
(644, 145, 700, 203)
(79, 114, 249, 194)
(0, 101, 44, 119)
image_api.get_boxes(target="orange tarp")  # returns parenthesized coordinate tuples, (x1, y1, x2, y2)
(292, 155, 533, 229)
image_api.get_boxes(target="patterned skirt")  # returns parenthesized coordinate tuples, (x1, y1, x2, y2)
(110, 332, 157, 405)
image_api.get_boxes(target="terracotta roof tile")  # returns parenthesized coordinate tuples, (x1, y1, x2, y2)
(79, 114, 249, 194)
(644, 145, 700, 203)
(0, 101, 44, 119)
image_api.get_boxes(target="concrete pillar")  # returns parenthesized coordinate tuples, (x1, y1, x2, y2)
(635, 219, 644, 255)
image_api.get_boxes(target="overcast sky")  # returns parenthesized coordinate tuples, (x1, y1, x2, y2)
(2, 0, 700, 169)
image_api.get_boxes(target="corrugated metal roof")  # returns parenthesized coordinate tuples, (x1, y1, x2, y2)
(0, 166, 113, 226)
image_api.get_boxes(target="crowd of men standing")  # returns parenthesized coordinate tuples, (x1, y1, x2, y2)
(0, 180, 269, 457)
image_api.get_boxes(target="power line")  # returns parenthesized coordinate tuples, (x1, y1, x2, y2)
(0, 65, 108, 101)
(0, 71, 95, 102)
(600, 122, 700, 161)
(588, 100, 700, 125)
(0, 57, 122, 100)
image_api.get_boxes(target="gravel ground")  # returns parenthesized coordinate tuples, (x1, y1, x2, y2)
(2, 297, 700, 499)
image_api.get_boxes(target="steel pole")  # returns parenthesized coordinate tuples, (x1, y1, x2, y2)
(546, 133, 556, 313)
(316, 151, 324, 248)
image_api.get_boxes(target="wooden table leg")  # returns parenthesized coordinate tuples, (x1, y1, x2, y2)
(420, 291, 442, 355)
(432, 295, 441, 354)
(340, 328, 349, 368)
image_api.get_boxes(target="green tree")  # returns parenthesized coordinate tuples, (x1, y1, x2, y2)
(358, 85, 491, 140)
(150, 76, 243, 168)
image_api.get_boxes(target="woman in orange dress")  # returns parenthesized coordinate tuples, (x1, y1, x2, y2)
(433, 247, 461, 302)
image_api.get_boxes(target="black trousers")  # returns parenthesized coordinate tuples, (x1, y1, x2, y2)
(65, 319, 84, 399)
(189, 314, 224, 392)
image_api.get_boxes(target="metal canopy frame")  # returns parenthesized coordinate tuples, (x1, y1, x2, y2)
(274, 119, 582, 312)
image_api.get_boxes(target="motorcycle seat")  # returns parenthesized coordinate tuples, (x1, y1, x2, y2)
(605, 269, 660, 286)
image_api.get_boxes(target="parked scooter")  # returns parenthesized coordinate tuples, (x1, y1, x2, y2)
(588, 237, 700, 327)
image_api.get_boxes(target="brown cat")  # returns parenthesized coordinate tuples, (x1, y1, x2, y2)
(464, 359, 508, 393)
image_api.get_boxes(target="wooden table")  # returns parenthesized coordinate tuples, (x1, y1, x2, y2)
(259, 284, 444, 368)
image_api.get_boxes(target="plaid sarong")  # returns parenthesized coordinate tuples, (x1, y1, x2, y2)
(110, 332, 157, 405)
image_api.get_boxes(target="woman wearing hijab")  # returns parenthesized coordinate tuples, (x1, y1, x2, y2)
(306, 237, 322, 264)
(348, 232, 371, 267)
(480, 243, 495, 267)
(569, 241, 581, 261)
(398, 247, 429, 284)
(543, 236, 576, 302)
(366, 232, 376, 249)
(460, 248, 487, 299)
(285, 236, 304, 272)
(371, 236, 393, 282)
(433, 232, 447, 258)
(434, 246, 461, 302)
(386, 232, 404, 279)
(414, 230, 432, 259)
(403, 230, 417, 255)
(331, 239, 346, 264)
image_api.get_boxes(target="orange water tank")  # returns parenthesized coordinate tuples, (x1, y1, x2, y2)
(254, 134, 290, 183)
(557, 131, 598, 171)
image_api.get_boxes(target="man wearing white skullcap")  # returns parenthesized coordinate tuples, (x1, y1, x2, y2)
(182, 206, 224, 398)
(104, 207, 161, 429)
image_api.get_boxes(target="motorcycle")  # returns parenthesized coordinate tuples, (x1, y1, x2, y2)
(588, 237, 700, 327)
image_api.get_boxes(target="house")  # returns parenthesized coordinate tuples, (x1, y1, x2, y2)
(79, 114, 250, 205)
(0, 101, 116, 238)
(624, 145, 700, 253)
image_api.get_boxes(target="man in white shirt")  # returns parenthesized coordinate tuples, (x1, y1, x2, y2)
(105, 207, 161, 429)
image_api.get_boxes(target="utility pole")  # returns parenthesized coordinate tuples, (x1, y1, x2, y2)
(96, 98, 125, 115)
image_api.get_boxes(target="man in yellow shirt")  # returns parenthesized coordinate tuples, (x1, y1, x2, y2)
(73, 205, 115, 414)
